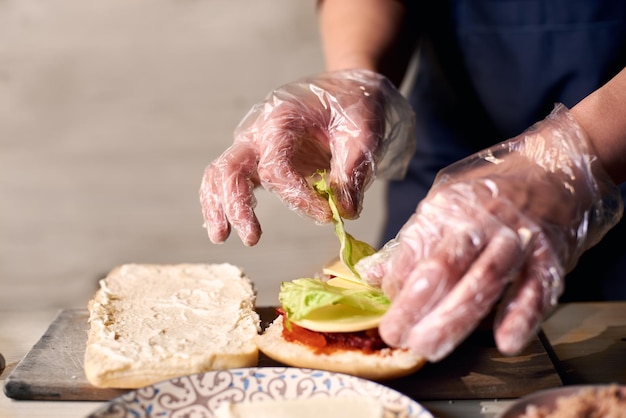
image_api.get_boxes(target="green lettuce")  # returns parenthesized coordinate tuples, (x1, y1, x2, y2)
(312, 171, 377, 280)
(279, 171, 388, 323)
(279, 278, 390, 321)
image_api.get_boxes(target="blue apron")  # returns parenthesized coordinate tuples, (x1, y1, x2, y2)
(382, 0, 626, 301)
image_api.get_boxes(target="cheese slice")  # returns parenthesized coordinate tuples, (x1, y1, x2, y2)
(322, 257, 362, 284)
(326, 276, 369, 289)
(291, 304, 383, 333)
(288, 257, 385, 333)
(215, 396, 384, 418)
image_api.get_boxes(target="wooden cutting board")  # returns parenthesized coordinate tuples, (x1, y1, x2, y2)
(4, 308, 561, 401)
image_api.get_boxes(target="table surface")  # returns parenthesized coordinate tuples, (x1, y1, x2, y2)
(2, 302, 625, 418)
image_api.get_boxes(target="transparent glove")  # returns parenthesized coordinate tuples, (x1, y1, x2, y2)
(199, 69, 415, 246)
(357, 104, 623, 362)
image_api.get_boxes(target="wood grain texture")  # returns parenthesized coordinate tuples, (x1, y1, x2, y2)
(4, 308, 562, 401)
(541, 302, 626, 385)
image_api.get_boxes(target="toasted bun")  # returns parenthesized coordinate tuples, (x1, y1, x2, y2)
(256, 316, 426, 381)
(84, 263, 261, 388)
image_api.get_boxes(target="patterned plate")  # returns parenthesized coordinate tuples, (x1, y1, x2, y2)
(87, 367, 433, 418)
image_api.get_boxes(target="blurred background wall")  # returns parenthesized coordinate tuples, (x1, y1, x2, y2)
(0, 0, 387, 310)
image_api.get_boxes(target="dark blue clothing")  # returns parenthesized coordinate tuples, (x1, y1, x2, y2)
(382, 0, 626, 301)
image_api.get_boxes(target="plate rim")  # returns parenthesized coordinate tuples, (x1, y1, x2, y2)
(87, 366, 434, 418)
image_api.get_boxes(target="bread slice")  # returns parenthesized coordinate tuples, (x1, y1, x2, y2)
(84, 263, 261, 388)
(255, 316, 426, 381)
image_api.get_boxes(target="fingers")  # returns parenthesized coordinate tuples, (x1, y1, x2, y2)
(200, 102, 336, 246)
(380, 194, 484, 300)
(255, 113, 333, 223)
(493, 275, 544, 356)
(327, 97, 382, 220)
(199, 164, 231, 244)
(380, 258, 459, 347)
(494, 238, 563, 355)
(199, 143, 262, 246)
(378, 213, 489, 344)
(355, 239, 399, 286)
(380, 227, 523, 362)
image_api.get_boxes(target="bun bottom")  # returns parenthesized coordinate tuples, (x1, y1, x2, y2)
(255, 316, 426, 381)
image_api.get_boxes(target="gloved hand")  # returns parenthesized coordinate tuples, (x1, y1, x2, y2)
(199, 69, 415, 246)
(356, 104, 623, 362)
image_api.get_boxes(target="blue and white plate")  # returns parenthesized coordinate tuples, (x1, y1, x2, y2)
(87, 367, 433, 418)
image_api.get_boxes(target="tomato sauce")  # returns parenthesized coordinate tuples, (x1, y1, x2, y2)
(276, 308, 390, 355)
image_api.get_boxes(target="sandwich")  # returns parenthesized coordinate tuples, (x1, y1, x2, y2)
(84, 263, 261, 388)
(256, 172, 426, 380)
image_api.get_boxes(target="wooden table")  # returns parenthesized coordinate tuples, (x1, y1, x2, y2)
(2, 302, 625, 418)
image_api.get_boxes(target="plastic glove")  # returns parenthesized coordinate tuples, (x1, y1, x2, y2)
(357, 104, 623, 362)
(199, 69, 415, 246)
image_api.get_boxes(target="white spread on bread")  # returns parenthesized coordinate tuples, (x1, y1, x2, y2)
(84, 263, 260, 388)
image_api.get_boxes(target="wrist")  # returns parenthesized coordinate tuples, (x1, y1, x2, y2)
(532, 105, 623, 259)
(570, 68, 626, 185)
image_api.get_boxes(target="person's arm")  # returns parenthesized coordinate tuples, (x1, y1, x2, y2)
(317, 0, 418, 86)
(571, 67, 626, 184)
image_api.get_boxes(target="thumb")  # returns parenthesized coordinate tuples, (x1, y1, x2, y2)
(355, 239, 399, 287)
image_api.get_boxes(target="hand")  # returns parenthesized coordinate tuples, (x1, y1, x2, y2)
(199, 69, 415, 246)
(358, 104, 623, 361)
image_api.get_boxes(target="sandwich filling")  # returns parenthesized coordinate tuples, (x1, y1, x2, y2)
(278, 308, 389, 354)
(276, 171, 394, 354)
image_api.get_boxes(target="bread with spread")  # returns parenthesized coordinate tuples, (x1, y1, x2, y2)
(84, 263, 261, 388)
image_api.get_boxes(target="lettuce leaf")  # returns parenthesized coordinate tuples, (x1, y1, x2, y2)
(312, 171, 377, 280)
(278, 171, 388, 324)
(279, 278, 390, 321)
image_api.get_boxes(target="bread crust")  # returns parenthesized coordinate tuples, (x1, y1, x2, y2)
(256, 316, 426, 381)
